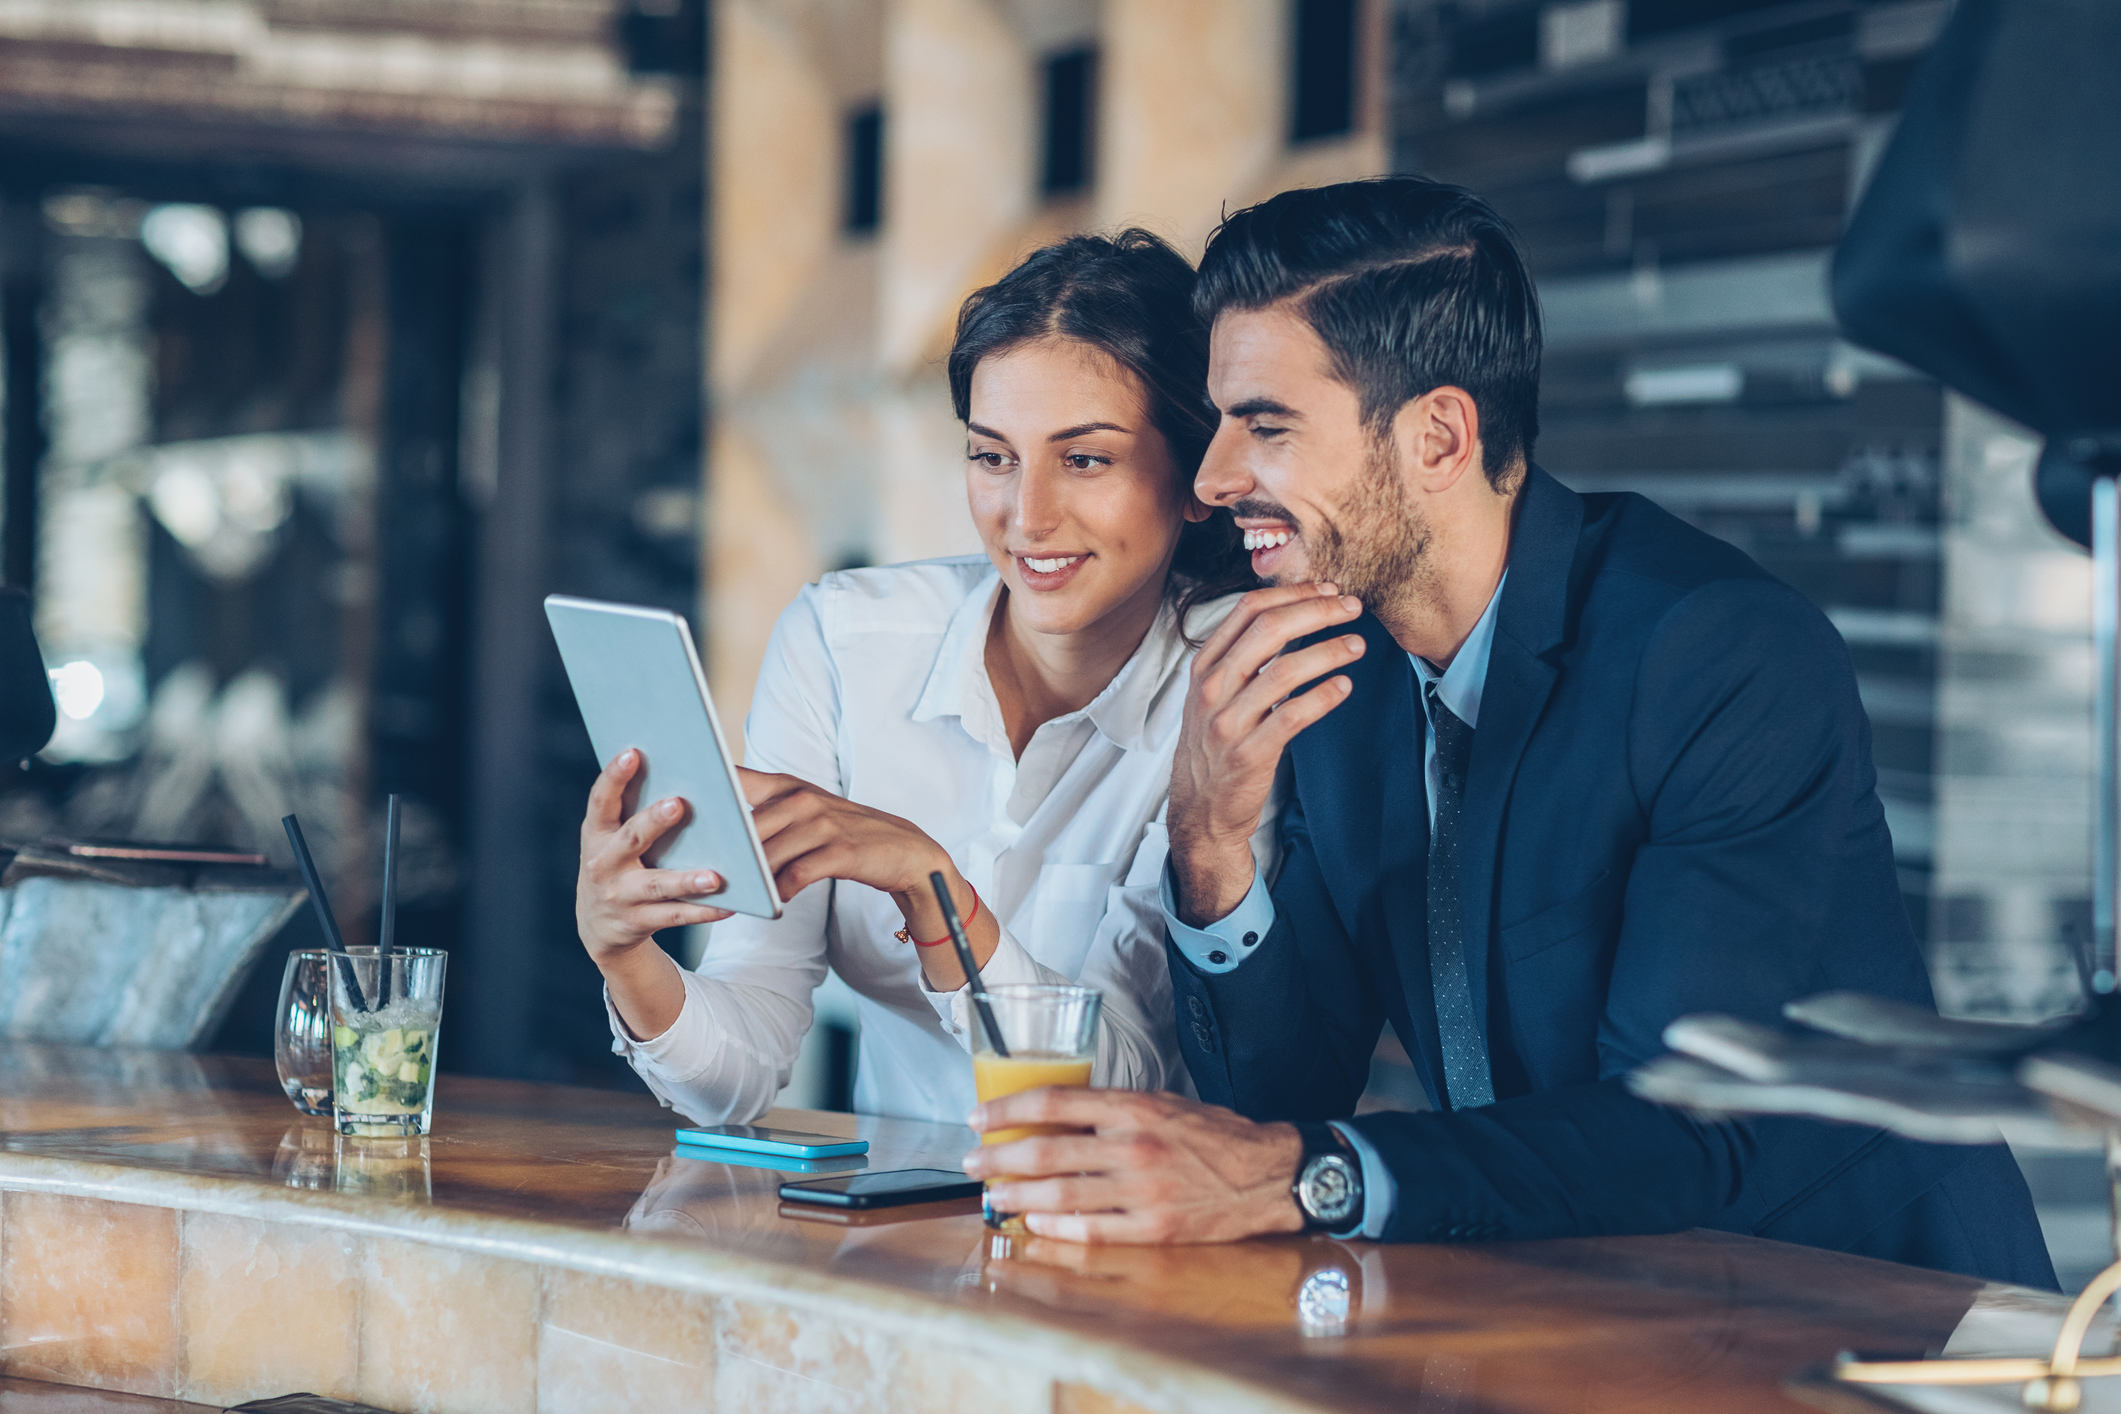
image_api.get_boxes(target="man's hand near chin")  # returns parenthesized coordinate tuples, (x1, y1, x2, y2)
(963, 1089, 1306, 1244)
(1167, 583, 1365, 927)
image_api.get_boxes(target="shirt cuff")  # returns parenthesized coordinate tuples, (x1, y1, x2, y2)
(916, 921, 1054, 1045)
(1159, 858, 1274, 975)
(1328, 1119, 1396, 1241)
(606, 977, 705, 1076)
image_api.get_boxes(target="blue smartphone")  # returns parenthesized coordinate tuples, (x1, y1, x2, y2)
(673, 1124, 869, 1159)
(677, 1148, 869, 1176)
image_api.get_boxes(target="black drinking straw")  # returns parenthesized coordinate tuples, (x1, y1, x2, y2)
(283, 813, 367, 1013)
(931, 871, 1008, 1058)
(377, 794, 401, 1007)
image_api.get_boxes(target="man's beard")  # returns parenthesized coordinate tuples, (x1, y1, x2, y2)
(1248, 440, 1430, 611)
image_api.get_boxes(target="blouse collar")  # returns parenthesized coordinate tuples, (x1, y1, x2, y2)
(909, 567, 1188, 754)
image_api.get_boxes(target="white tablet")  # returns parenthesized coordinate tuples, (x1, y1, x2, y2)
(545, 595, 784, 920)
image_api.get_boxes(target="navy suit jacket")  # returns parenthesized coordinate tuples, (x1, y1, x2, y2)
(1171, 467, 2053, 1285)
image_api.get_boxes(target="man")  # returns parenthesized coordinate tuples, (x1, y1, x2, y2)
(963, 176, 2052, 1284)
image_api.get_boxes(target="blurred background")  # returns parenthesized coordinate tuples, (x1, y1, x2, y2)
(0, 0, 2088, 1238)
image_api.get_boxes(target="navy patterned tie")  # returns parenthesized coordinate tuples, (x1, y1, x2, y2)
(1425, 680, 1494, 1110)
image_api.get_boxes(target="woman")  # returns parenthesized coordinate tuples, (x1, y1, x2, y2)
(574, 230, 1266, 1125)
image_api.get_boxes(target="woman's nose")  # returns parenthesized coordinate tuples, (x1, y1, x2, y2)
(1013, 464, 1065, 537)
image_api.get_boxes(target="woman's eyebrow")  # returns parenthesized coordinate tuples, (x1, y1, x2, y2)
(966, 422, 1012, 442)
(1047, 421, 1129, 441)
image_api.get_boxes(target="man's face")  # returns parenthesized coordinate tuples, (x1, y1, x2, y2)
(1197, 305, 1429, 608)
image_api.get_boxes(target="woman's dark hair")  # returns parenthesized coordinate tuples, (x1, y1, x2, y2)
(947, 229, 1254, 639)
(1194, 177, 1541, 488)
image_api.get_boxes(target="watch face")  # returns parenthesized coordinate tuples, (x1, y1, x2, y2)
(1299, 1154, 1359, 1225)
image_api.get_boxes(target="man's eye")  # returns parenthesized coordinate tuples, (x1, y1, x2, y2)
(1249, 425, 1288, 441)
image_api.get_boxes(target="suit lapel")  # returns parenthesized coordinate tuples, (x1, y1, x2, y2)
(1455, 466, 1583, 1028)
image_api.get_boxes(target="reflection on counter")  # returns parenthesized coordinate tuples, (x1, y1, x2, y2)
(271, 1124, 332, 1190)
(973, 1231, 1387, 1342)
(270, 1124, 431, 1202)
(333, 1135, 430, 1203)
(1297, 1266, 1353, 1338)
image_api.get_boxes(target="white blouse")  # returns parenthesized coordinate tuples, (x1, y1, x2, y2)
(607, 557, 1272, 1126)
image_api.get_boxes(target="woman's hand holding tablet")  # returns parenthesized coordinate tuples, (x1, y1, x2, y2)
(576, 748, 736, 957)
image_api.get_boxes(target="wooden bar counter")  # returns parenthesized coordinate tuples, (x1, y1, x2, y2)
(0, 1042, 2011, 1414)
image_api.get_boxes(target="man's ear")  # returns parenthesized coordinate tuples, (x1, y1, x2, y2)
(1397, 386, 1482, 493)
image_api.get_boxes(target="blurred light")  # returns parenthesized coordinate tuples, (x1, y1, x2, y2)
(633, 487, 698, 539)
(219, 447, 292, 534)
(42, 190, 148, 239)
(1826, 349, 1861, 397)
(148, 462, 222, 547)
(1624, 363, 1744, 407)
(140, 205, 229, 293)
(1540, 0, 1622, 72)
(49, 661, 105, 721)
(234, 208, 302, 279)
(1569, 136, 1671, 183)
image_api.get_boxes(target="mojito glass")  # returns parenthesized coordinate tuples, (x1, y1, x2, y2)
(971, 983, 1101, 1233)
(329, 947, 447, 1138)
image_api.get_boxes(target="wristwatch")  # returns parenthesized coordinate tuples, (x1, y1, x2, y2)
(1291, 1121, 1365, 1236)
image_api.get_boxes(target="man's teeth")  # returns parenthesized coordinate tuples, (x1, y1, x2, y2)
(1022, 555, 1083, 575)
(1242, 529, 1295, 551)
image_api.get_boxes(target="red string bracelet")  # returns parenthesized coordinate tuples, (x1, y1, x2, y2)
(896, 883, 979, 947)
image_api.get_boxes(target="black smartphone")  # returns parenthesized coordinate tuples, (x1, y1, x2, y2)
(778, 1167, 983, 1210)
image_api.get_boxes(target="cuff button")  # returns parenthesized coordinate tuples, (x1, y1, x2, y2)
(1242, 932, 1258, 947)
(1207, 950, 1228, 965)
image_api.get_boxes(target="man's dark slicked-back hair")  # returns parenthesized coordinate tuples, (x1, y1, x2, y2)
(1194, 177, 1542, 488)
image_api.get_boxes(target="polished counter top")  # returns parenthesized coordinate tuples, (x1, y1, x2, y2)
(0, 1043, 2005, 1414)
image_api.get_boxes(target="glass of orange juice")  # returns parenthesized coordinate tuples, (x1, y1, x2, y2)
(971, 982, 1102, 1233)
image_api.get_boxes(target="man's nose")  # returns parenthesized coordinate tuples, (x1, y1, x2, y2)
(1194, 422, 1251, 508)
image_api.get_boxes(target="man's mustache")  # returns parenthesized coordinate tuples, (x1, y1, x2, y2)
(1228, 498, 1298, 526)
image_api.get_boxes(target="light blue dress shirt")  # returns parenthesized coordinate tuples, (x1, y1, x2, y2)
(1160, 574, 1508, 1238)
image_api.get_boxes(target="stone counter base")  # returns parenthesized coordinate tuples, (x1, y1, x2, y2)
(0, 1192, 1152, 1414)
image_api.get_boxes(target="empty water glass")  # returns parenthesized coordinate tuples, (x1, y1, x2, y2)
(274, 950, 335, 1117)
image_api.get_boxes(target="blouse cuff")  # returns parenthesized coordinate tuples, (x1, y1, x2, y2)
(605, 974, 714, 1083)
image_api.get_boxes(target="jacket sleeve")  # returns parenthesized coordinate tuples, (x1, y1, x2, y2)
(1168, 789, 1387, 1120)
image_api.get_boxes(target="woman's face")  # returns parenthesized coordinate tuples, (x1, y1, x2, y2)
(966, 339, 1202, 640)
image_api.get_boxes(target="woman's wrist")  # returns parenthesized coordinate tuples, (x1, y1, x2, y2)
(894, 853, 966, 941)
(601, 940, 685, 1042)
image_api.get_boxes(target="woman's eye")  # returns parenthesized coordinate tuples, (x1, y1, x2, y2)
(1063, 453, 1110, 470)
(969, 450, 1010, 469)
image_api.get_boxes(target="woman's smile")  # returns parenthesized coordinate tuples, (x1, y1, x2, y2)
(1015, 552, 1091, 590)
